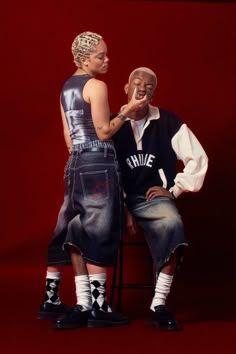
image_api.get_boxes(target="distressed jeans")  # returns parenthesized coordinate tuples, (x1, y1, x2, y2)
(47, 146, 122, 267)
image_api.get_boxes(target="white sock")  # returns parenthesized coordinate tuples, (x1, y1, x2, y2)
(75, 275, 92, 311)
(46, 271, 61, 280)
(150, 272, 174, 312)
(89, 273, 112, 312)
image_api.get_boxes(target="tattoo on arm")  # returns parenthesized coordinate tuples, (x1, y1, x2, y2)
(96, 126, 103, 130)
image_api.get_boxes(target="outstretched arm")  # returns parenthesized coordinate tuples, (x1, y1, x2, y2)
(88, 79, 149, 140)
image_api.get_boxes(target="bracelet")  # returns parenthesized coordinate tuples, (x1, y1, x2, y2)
(117, 113, 127, 121)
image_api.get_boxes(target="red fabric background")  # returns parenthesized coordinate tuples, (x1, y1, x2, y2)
(1, 2, 236, 353)
(1, 0, 235, 301)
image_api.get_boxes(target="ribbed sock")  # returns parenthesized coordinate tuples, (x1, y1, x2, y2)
(74, 274, 92, 311)
(150, 272, 174, 312)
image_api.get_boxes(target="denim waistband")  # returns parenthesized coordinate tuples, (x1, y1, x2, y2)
(72, 141, 115, 152)
(71, 146, 116, 157)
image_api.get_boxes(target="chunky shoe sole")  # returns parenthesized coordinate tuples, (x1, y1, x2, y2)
(54, 322, 88, 329)
(150, 319, 182, 331)
(37, 312, 67, 320)
(87, 318, 129, 328)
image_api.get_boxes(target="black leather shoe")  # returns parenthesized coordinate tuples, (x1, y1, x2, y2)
(87, 310, 129, 328)
(151, 305, 182, 331)
(37, 302, 73, 320)
(54, 305, 90, 329)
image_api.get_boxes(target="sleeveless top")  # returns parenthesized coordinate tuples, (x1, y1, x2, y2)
(60, 74, 114, 150)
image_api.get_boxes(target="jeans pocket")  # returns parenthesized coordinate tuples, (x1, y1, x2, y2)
(79, 169, 109, 202)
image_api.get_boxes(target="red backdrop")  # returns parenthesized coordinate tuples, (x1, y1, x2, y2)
(1, 1, 235, 285)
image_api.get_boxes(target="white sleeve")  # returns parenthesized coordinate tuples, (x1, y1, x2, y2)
(171, 124, 208, 198)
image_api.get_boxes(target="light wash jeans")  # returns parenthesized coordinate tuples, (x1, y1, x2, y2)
(125, 195, 188, 273)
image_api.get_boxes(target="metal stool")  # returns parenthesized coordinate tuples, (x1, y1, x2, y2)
(110, 238, 155, 310)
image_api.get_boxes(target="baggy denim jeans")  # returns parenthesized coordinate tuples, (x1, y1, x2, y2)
(125, 195, 188, 274)
(47, 146, 122, 267)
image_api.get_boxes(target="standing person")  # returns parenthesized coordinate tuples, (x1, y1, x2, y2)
(112, 67, 208, 331)
(38, 32, 149, 329)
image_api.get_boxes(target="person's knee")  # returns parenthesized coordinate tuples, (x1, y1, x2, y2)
(163, 212, 183, 230)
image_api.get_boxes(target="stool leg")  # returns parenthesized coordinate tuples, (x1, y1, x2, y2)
(110, 242, 154, 310)
(117, 244, 123, 311)
(110, 250, 119, 308)
(149, 254, 155, 295)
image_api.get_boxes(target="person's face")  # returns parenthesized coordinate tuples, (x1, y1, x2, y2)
(125, 71, 156, 101)
(85, 40, 109, 75)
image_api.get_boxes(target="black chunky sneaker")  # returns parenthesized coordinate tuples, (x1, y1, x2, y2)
(151, 305, 182, 331)
(54, 305, 90, 329)
(37, 302, 73, 320)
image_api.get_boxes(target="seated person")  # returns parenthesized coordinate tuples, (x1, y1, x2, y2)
(112, 67, 208, 331)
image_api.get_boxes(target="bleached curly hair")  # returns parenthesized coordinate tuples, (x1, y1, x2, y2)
(71, 31, 103, 68)
(128, 67, 158, 87)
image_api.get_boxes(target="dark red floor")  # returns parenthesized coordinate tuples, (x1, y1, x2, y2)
(1, 265, 235, 354)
